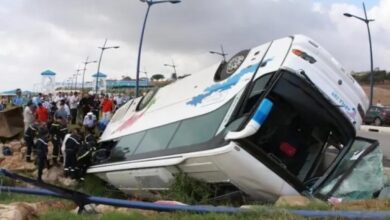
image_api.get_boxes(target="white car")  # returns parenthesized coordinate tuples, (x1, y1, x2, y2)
(87, 35, 377, 202)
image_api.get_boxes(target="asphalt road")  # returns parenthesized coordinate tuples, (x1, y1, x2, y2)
(357, 129, 390, 167)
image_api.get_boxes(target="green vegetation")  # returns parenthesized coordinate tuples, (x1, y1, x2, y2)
(162, 173, 218, 204)
(77, 174, 126, 199)
(0, 193, 48, 204)
(39, 210, 303, 220)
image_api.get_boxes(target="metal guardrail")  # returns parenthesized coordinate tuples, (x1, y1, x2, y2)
(2, 168, 390, 218)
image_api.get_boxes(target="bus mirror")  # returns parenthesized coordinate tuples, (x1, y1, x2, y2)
(225, 98, 273, 140)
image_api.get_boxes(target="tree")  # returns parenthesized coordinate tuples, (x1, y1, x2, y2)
(121, 76, 132, 81)
(151, 74, 165, 81)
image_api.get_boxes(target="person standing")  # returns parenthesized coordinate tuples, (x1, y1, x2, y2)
(23, 101, 36, 130)
(36, 103, 49, 124)
(92, 94, 101, 121)
(79, 93, 93, 118)
(101, 94, 113, 122)
(50, 117, 68, 164)
(24, 123, 38, 162)
(55, 100, 70, 124)
(83, 112, 97, 133)
(12, 88, 26, 107)
(36, 126, 50, 182)
(64, 128, 82, 178)
(69, 92, 80, 124)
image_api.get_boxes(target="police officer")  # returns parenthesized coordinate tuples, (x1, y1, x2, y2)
(64, 128, 82, 178)
(24, 123, 38, 162)
(49, 117, 68, 164)
(36, 125, 49, 182)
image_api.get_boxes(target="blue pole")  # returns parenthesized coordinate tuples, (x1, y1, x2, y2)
(136, 3, 151, 97)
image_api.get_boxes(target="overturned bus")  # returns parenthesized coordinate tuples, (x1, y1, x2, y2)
(87, 35, 379, 202)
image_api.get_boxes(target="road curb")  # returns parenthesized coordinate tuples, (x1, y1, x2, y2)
(360, 125, 390, 134)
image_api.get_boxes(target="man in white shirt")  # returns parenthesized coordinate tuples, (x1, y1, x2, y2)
(69, 92, 80, 124)
(23, 101, 35, 130)
(83, 112, 97, 132)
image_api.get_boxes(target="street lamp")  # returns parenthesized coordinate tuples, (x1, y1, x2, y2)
(209, 44, 227, 62)
(81, 57, 97, 92)
(135, 0, 181, 97)
(343, 2, 375, 107)
(73, 68, 82, 90)
(164, 60, 177, 79)
(96, 39, 120, 94)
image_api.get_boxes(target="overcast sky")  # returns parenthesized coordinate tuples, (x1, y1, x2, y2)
(0, 0, 389, 92)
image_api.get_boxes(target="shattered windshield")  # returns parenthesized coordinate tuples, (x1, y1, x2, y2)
(317, 138, 387, 200)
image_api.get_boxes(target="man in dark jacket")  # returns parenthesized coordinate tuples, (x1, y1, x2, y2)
(64, 128, 82, 178)
(36, 125, 50, 182)
(24, 123, 38, 162)
(76, 130, 97, 179)
(49, 117, 68, 164)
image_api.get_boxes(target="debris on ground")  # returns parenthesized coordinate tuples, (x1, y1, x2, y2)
(0, 203, 37, 220)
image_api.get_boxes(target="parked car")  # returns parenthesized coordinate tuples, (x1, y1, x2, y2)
(363, 106, 390, 126)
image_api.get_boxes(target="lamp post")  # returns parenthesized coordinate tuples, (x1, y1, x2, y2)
(74, 68, 82, 91)
(344, 2, 375, 107)
(135, 0, 181, 97)
(209, 44, 228, 62)
(81, 57, 98, 92)
(164, 60, 177, 79)
(95, 39, 120, 94)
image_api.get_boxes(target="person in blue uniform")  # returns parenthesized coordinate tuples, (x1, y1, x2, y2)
(36, 125, 50, 182)
(64, 128, 82, 178)
(24, 123, 38, 162)
(76, 129, 97, 179)
(49, 117, 68, 165)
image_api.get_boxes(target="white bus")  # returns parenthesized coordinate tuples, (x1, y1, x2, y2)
(87, 35, 374, 201)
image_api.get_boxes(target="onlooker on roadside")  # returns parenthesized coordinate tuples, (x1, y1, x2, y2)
(32, 93, 43, 107)
(79, 93, 93, 119)
(92, 95, 101, 121)
(55, 100, 70, 124)
(69, 92, 79, 124)
(23, 101, 36, 130)
(12, 88, 26, 107)
(115, 94, 123, 108)
(101, 94, 113, 121)
(83, 112, 97, 133)
(36, 102, 49, 123)
(0, 97, 5, 111)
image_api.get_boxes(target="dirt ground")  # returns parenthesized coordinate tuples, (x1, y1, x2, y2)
(362, 85, 390, 106)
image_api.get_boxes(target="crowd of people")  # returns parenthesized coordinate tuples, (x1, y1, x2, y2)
(11, 88, 126, 182)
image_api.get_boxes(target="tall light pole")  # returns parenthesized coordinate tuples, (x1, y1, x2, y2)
(81, 57, 98, 92)
(164, 60, 177, 79)
(96, 39, 120, 94)
(209, 44, 228, 62)
(135, 0, 181, 97)
(344, 2, 375, 107)
(74, 68, 82, 91)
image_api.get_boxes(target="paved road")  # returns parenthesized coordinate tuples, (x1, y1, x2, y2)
(358, 128, 390, 167)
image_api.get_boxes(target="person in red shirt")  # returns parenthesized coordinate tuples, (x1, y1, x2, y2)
(101, 94, 113, 122)
(36, 103, 49, 123)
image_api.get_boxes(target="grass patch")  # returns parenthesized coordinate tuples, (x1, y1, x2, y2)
(78, 174, 126, 199)
(39, 210, 303, 220)
(0, 192, 57, 204)
(162, 173, 218, 204)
